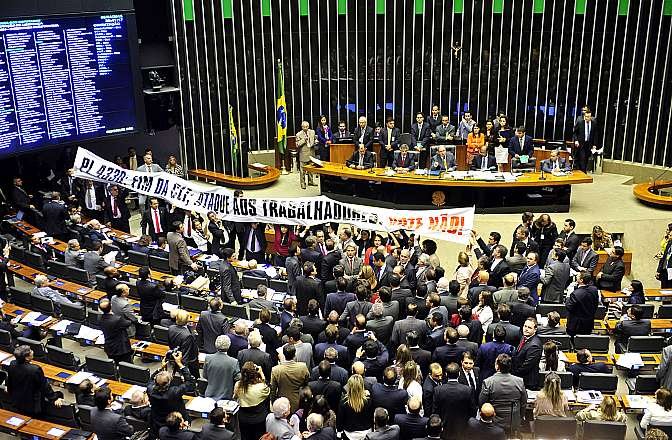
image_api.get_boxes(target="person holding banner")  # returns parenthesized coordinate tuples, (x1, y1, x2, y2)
(167, 221, 199, 275)
(296, 121, 317, 189)
(136, 153, 163, 213)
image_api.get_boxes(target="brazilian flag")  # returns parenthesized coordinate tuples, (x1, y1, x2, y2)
(229, 105, 239, 173)
(276, 60, 287, 154)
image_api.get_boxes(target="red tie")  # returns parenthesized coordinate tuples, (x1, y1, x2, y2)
(112, 197, 119, 217)
(518, 337, 527, 351)
(153, 209, 162, 233)
(186, 217, 192, 236)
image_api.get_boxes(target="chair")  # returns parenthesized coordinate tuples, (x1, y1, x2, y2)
(94, 274, 107, 287)
(581, 420, 625, 439)
(67, 266, 91, 285)
(85, 355, 117, 379)
(536, 303, 568, 318)
(242, 274, 268, 289)
(197, 377, 208, 396)
(61, 302, 86, 323)
(128, 282, 139, 299)
(624, 303, 655, 319)
(118, 362, 150, 386)
(46, 345, 81, 370)
(533, 416, 577, 439)
(149, 255, 171, 273)
(222, 303, 248, 319)
(9, 244, 24, 263)
(511, 156, 537, 173)
(594, 304, 607, 319)
(43, 403, 79, 428)
(128, 250, 150, 267)
(77, 405, 94, 431)
(9, 286, 32, 308)
(181, 295, 207, 313)
(153, 325, 170, 345)
(48, 260, 70, 279)
(125, 416, 150, 434)
(573, 335, 610, 352)
(626, 336, 664, 353)
(164, 291, 180, 305)
(0, 330, 13, 352)
(269, 279, 288, 293)
(538, 371, 574, 390)
(249, 308, 262, 321)
(577, 372, 618, 393)
(86, 309, 103, 329)
(135, 321, 152, 341)
(16, 337, 47, 361)
(626, 374, 659, 395)
(658, 304, 672, 318)
(538, 334, 572, 351)
(30, 294, 54, 316)
(24, 251, 45, 270)
(398, 133, 412, 146)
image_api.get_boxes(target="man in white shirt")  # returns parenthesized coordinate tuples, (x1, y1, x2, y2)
(136, 154, 163, 213)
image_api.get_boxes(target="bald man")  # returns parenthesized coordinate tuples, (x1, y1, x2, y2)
(466, 403, 506, 439)
(394, 396, 428, 439)
(352, 116, 374, 151)
(296, 121, 317, 189)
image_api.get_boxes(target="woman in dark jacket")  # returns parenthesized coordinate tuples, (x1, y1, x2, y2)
(532, 214, 558, 267)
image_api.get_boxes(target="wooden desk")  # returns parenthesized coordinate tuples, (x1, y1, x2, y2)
(0, 408, 29, 431)
(633, 181, 672, 208)
(605, 319, 672, 331)
(189, 163, 281, 189)
(601, 288, 672, 302)
(597, 250, 632, 276)
(118, 264, 172, 283)
(1, 303, 57, 329)
(563, 352, 614, 365)
(620, 394, 656, 413)
(130, 339, 169, 360)
(613, 353, 661, 366)
(7, 260, 95, 303)
(19, 419, 73, 439)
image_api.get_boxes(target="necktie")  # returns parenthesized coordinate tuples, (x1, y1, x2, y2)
(87, 189, 93, 209)
(467, 371, 475, 390)
(580, 250, 588, 267)
(153, 209, 162, 233)
(387, 128, 392, 145)
(481, 157, 487, 171)
(518, 336, 527, 351)
(443, 157, 447, 170)
(320, 243, 326, 255)
(340, 130, 345, 137)
(186, 217, 192, 236)
(402, 153, 406, 164)
(585, 122, 590, 141)
(349, 258, 354, 273)
(112, 197, 119, 217)
(359, 155, 363, 167)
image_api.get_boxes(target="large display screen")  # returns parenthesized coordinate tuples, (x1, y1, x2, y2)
(0, 14, 138, 155)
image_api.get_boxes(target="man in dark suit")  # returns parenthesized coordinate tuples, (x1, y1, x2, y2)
(390, 303, 428, 351)
(79, 179, 105, 221)
(242, 222, 266, 263)
(510, 289, 537, 330)
(537, 311, 567, 335)
(339, 284, 372, 327)
(168, 310, 200, 378)
(566, 349, 612, 387)
(488, 245, 510, 289)
(573, 111, 599, 172)
(433, 114, 456, 143)
(394, 396, 428, 440)
(465, 403, 506, 440)
(301, 236, 323, 266)
(218, 248, 242, 304)
(103, 185, 131, 233)
(517, 252, 542, 304)
(433, 362, 477, 439)
(237, 330, 273, 379)
(7, 345, 65, 416)
(470, 145, 497, 171)
(429, 145, 456, 172)
(300, 299, 327, 341)
(510, 226, 540, 258)
(99, 299, 133, 364)
(596, 246, 626, 291)
(571, 237, 599, 275)
(541, 149, 571, 173)
(559, 218, 581, 260)
(406, 330, 431, 376)
(125, 147, 139, 170)
(565, 272, 599, 336)
(507, 126, 534, 159)
(347, 144, 375, 169)
(196, 298, 229, 354)
(147, 351, 196, 435)
(541, 248, 571, 303)
(308, 360, 342, 412)
(393, 143, 417, 172)
(410, 112, 432, 166)
(41, 192, 69, 239)
(141, 198, 169, 241)
(379, 117, 401, 167)
(333, 120, 352, 143)
(10, 177, 34, 213)
(513, 317, 543, 390)
(91, 387, 134, 440)
(207, 212, 230, 257)
(427, 105, 442, 131)
(371, 367, 409, 416)
(432, 327, 466, 367)
(485, 304, 521, 347)
(614, 304, 651, 352)
(458, 352, 481, 401)
(320, 239, 341, 283)
(352, 116, 374, 151)
(294, 261, 323, 315)
(60, 168, 80, 201)
(324, 276, 355, 316)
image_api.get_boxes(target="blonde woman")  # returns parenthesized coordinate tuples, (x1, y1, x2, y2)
(398, 360, 423, 412)
(337, 374, 373, 440)
(533, 372, 569, 417)
(453, 251, 474, 298)
(358, 264, 377, 291)
(576, 396, 627, 423)
(591, 225, 613, 251)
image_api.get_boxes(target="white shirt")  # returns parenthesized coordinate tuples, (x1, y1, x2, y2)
(359, 127, 366, 143)
(490, 258, 502, 271)
(641, 402, 672, 429)
(85, 187, 97, 210)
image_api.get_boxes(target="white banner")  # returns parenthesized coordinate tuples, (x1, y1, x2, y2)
(73, 148, 475, 244)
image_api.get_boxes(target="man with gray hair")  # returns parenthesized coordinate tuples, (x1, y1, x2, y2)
(247, 284, 278, 312)
(366, 301, 394, 346)
(237, 329, 272, 379)
(296, 120, 316, 189)
(456, 324, 478, 359)
(32, 274, 79, 314)
(265, 397, 299, 439)
(111, 283, 138, 337)
(64, 239, 84, 267)
(306, 412, 336, 439)
(203, 335, 241, 400)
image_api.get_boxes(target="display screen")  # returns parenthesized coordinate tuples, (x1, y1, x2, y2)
(0, 14, 138, 155)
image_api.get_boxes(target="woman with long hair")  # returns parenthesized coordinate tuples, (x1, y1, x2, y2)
(273, 224, 297, 267)
(338, 374, 373, 440)
(364, 234, 393, 267)
(233, 362, 270, 440)
(358, 264, 377, 291)
(453, 251, 474, 299)
(466, 124, 485, 165)
(316, 115, 333, 161)
(532, 214, 558, 266)
(641, 388, 672, 429)
(608, 280, 646, 319)
(591, 225, 613, 251)
(534, 372, 569, 417)
(483, 119, 498, 154)
(398, 360, 423, 403)
(576, 395, 627, 422)
(473, 290, 495, 332)
(539, 341, 566, 372)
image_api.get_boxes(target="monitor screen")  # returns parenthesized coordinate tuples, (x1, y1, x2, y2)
(0, 14, 139, 156)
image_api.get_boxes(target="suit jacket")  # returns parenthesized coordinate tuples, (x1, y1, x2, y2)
(167, 232, 192, 272)
(488, 259, 510, 289)
(507, 135, 534, 157)
(296, 129, 317, 162)
(91, 408, 134, 440)
(478, 372, 527, 430)
(339, 255, 363, 277)
(517, 264, 541, 303)
(559, 231, 581, 260)
(465, 417, 506, 440)
(541, 260, 570, 303)
(391, 317, 428, 349)
(316, 125, 333, 145)
(571, 247, 598, 274)
(510, 300, 537, 328)
(333, 129, 352, 143)
(141, 207, 169, 240)
(505, 254, 527, 274)
(394, 413, 428, 440)
(64, 249, 84, 267)
(10, 185, 30, 211)
(477, 341, 515, 380)
(510, 238, 540, 257)
(393, 151, 416, 170)
(168, 325, 199, 365)
(110, 295, 138, 337)
(485, 321, 522, 347)
(103, 194, 130, 225)
(270, 360, 310, 412)
(294, 276, 323, 315)
(458, 367, 482, 400)
(573, 119, 599, 146)
(324, 290, 356, 316)
(83, 251, 106, 283)
(352, 125, 375, 150)
(285, 255, 302, 294)
(320, 250, 341, 282)
(365, 425, 401, 440)
(203, 351, 240, 400)
(137, 278, 165, 321)
(432, 381, 476, 437)
(432, 343, 467, 367)
(207, 221, 230, 257)
(596, 258, 625, 291)
(430, 152, 456, 172)
(60, 175, 80, 199)
(513, 335, 543, 389)
(615, 319, 651, 345)
(199, 424, 236, 440)
(541, 157, 570, 173)
(300, 315, 327, 341)
(238, 347, 272, 380)
(218, 259, 242, 303)
(410, 123, 432, 148)
(378, 127, 401, 150)
(470, 154, 497, 171)
(100, 313, 132, 357)
(243, 224, 267, 257)
(565, 285, 599, 335)
(371, 383, 408, 416)
(7, 360, 60, 415)
(308, 378, 342, 413)
(42, 201, 68, 236)
(158, 428, 198, 440)
(197, 310, 229, 353)
(435, 123, 456, 141)
(347, 150, 375, 169)
(366, 316, 395, 346)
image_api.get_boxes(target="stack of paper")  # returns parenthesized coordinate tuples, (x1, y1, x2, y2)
(626, 394, 653, 409)
(103, 251, 118, 265)
(186, 396, 216, 413)
(576, 390, 603, 404)
(216, 399, 240, 414)
(616, 353, 644, 369)
(162, 303, 179, 312)
(563, 390, 576, 402)
(50, 320, 73, 333)
(20, 311, 50, 326)
(66, 371, 97, 385)
(75, 325, 103, 342)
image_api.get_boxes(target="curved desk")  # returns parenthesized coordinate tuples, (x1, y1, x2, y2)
(189, 163, 280, 189)
(305, 162, 592, 213)
(633, 181, 672, 207)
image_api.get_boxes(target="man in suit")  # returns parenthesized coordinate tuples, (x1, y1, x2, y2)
(411, 112, 432, 166)
(566, 349, 612, 387)
(10, 176, 34, 213)
(366, 407, 401, 440)
(516, 252, 541, 304)
(60, 168, 80, 201)
(485, 304, 521, 347)
(433, 362, 476, 439)
(296, 121, 317, 189)
(429, 145, 456, 172)
(573, 110, 599, 172)
(537, 311, 567, 335)
(510, 226, 540, 258)
(284, 242, 302, 295)
(7, 345, 65, 416)
(320, 239, 341, 283)
(507, 126, 534, 159)
(99, 298, 133, 364)
(614, 304, 651, 351)
(339, 243, 362, 279)
(103, 185, 130, 233)
(352, 116, 375, 151)
(506, 242, 528, 275)
(347, 144, 375, 169)
(432, 327, 466, 367)
(379, 117, 400, 167)
(333, 120, 351, 143)
(488, 245, 510, 289)
(458, 351, 481, 401)
(394, 396, 428, 440)
(308, 360, 342, 412)
(168, 310, 200, 378)
(427, 105, 442, 131)
(479, 353, 527, 433)
(136, 153, 163, 213)
(64, 239, 84, 267)
(541, 149, 571, 173)
(513, 317, 543, 390)
(571, 237, 599, 275)
(196, 298, 229, 354)
(468, 271, 497, 308)
(390, 303, 428, 351)
(493, 273, 519, 306)
(301, 235, 323, 266)
(167, 221, 199, 275)
(471, 145, 497, 171)
(565, 272, 599, 336)
(271, 344, 310, 413)
(206, 212, 230, 257)
(466, 403, 506, 440)
(294, 261, 323, 315)
(83, 240, 107, 285)
(218, 248, 242, 304)
(371, 367, 409, 416)
(237, 330, 273, 380)
(301, 299, 327, 341)
(596, 246, 626, 291)
(478, 324, 515, 381)
(324, 276, 355, 316)
(393, 143, 416, 172)
(124, 147, 139, 170)
(91, 387, 134, 440)
(111, 284, 138, 337)
(559, 218, 581, 260)
(432, 115, 456, 144)
(242, 222, 267, 263)
(79, 179, 105, 221)
(141, 198, 169, 241)
(41, 192, 69, 239)
(203, 335, 241, 400)
(366, 302, 395, 347)
(472, 230, 501, 259)
(541, 248, 571, 303)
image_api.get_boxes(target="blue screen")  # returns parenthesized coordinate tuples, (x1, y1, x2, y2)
(0, 14, 137, 155)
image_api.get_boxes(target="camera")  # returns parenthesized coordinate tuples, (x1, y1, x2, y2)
(165, 349, 181, 361)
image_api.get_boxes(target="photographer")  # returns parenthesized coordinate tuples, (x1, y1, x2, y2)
(147, 350, 196, 436)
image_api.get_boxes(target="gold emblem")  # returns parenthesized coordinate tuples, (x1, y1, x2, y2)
(431, 191, 446, 207)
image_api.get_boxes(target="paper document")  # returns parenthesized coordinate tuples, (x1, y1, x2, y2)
(5, 416, 24, 426)
(626, 394, 653, 409)
(576, 390, 603, 404)
(50, 320, 73, 333)
(198, 352, 206, 363)
(125, 236, 141, 243)
(46, 427, 66, 437)
(162, 303, 179, 312)
(558, 351, 569, 362)
(75, 325, 103, 341)
(186, 396, 216, 413)
(667, 268, 672, 281)
(616, 353, 644, 369)
(20, 311, 42, 324)
(103, 251, 118, 265)
(66, 371, 96, 385)
(494, 146, 509, 164)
